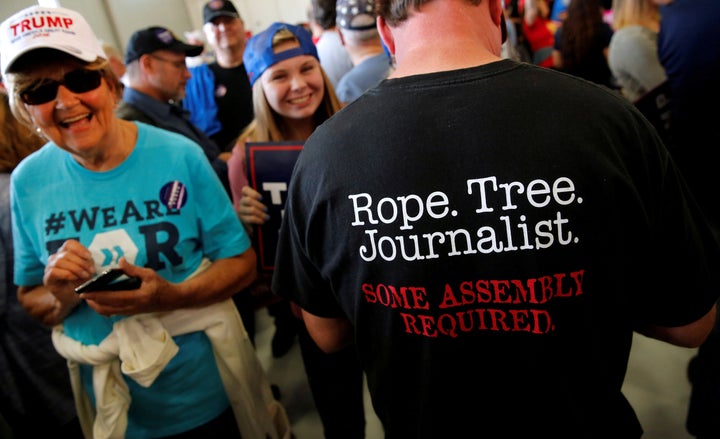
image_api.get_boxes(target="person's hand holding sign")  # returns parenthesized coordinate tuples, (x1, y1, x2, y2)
(237, 185, 271, 226)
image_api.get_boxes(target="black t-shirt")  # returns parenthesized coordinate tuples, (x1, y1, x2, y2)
(208, 62, 254, 153)
(273, 60, 720, 437)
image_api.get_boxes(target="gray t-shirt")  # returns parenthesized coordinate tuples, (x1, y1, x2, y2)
(336, 52, 391, 104)
(316, 29, 353, 89)
(608, 25, 667, 102)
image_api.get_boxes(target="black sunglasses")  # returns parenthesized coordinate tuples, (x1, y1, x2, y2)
(20, 69, 103, 105)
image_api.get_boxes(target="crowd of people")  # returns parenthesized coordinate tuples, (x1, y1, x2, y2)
(1, 0, 718, 438)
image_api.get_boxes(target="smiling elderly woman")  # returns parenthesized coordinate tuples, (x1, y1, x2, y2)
(0, 5, 289, 439)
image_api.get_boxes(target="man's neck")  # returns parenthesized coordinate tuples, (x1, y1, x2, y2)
(129, 83, 173, 104)
(214, 42, 246, 68)
(388, 1, 502, 78)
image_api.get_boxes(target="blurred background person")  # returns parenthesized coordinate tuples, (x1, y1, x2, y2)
(552, 0, 617, 88)
(551, 0, 571, 23)
(607, 0, 670, 144)
(100, 41, 126, 85)
(183, 0, 258, 343)
(608, 0, 665, 103)
(116, 26, 232, 197)
(335, 0, 392, 104)
(654, 0, 720, 237)
(653, 1, 720, 438)
(183, 29, 212, 68)
(0, 75, 82, 439)
(184, 0, 254, 155)
(306, 3, 324, 44)
(309, 0, 353, 89)
(521, 0, 556, 67)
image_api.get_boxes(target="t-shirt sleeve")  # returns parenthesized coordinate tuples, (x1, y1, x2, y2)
(272, 180, 345, 318)
(186, 142, 251, 260)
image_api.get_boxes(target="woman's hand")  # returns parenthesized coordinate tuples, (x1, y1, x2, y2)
(44, 239, 95, 293)
(16, 239, 93, 326)
(236, 185, 270, 226)
(43, 239, 94, 309)
(78, 257, 172, 316)
(79, 253, 257, 316)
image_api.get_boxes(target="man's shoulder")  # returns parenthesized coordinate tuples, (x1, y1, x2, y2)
(116, 100, 153, 124)
(316, 31, 347, 58)
(130, 120, 205, 153)
(317, 29, 341, 46)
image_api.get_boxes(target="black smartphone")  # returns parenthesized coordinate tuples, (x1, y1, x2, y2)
(74, 268, 141, 294)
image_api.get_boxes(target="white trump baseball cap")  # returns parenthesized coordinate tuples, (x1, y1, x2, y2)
(0, 5, 106, 74)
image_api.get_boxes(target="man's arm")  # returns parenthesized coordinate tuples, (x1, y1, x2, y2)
(301, 308, 354, 353)
(301, 300, 718, 352)
(637, 304, 717, 348)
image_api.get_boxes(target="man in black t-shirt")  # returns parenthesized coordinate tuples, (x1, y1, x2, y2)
(272, 0, 720, 437)
(184, 0, 254, 154)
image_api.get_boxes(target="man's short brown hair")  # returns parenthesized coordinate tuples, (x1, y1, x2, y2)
(377, 0, 481, 26)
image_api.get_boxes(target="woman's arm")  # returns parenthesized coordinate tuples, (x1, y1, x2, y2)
(17, 284, 80, 326)
(79, 249, 257, 316)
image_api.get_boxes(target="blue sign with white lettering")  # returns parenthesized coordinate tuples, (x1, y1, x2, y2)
(246, 142, 303, 271)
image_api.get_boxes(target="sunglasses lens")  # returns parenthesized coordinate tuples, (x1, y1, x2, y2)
(20, 70, 103, 105)
(21, 81, 59, 105)
(65, 69, 103, 93)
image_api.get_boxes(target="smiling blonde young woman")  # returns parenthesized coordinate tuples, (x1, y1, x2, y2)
(227, 22, 367, 439)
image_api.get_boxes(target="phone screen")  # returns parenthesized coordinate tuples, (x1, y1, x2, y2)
(74, 268, 139, 294)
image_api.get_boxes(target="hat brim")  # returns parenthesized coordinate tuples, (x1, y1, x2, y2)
(204, 11, 239, 24)
(167, 41, 204, 58)
(4, 43, 103, 74)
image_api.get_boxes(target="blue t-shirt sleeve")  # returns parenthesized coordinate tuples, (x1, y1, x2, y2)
(11, 151, 48, 287)
(185, 143, 250, 259)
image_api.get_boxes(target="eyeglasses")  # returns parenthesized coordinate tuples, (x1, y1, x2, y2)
(149, 54, 188, 71)
(20, 69, 103, 105)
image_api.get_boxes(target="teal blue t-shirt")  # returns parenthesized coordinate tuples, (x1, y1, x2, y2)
(11, 122, 251, 437)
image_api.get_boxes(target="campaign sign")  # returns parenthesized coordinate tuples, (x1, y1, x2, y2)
(245, 141, 303, 271)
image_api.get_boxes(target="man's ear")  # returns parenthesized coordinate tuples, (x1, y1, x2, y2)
(489, 0, 507, 44)
(377, 16, 395, 56)
(138, 54, 153, 72)
(501, 12, 507, 43)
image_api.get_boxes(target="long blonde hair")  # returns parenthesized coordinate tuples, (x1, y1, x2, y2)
(238, 28, 342, 143)
(611, 0, 660, 30)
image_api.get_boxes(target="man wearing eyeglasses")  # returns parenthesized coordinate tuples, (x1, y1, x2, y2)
(116, 26, 230, 197)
